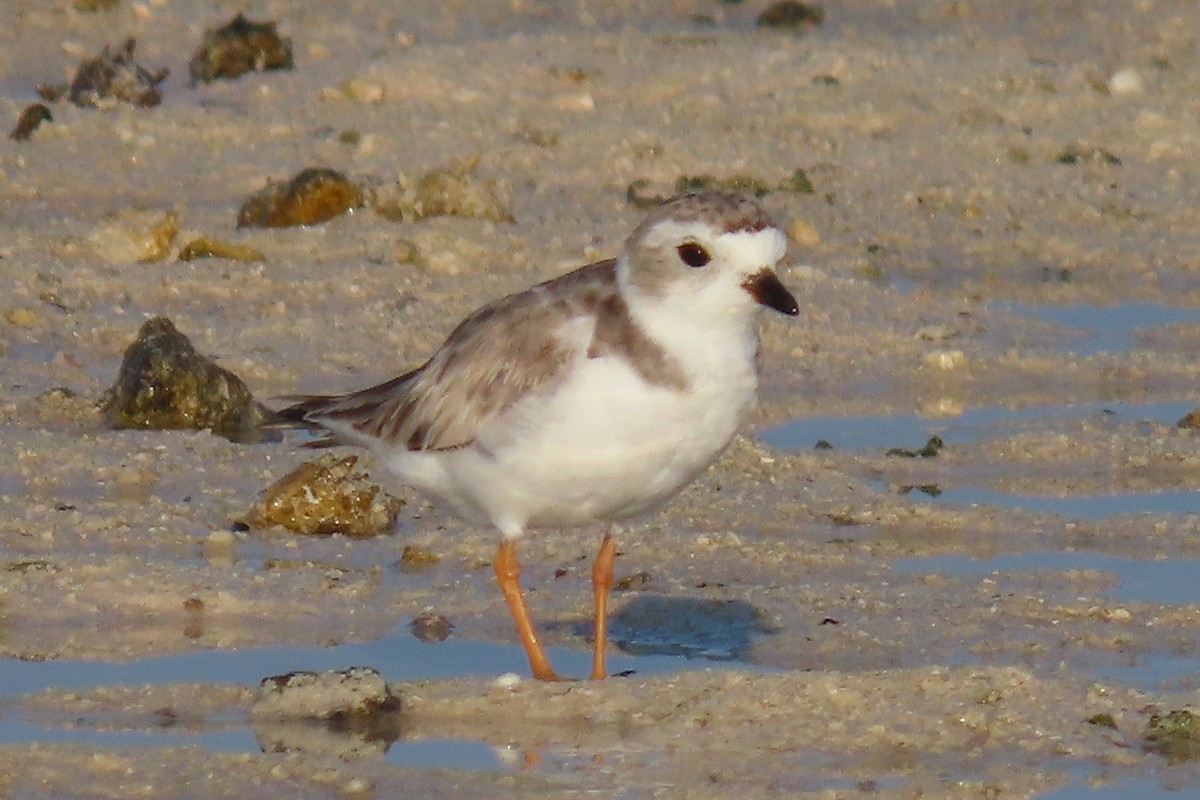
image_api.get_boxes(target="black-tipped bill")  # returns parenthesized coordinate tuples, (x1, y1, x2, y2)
(743, 269, 799, 316)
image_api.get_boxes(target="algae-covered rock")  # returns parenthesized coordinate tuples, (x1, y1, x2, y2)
(675, 174, 777, 197)
(177, 236, 264, 262)
(1055, 143, 1122, 166)
(101, 316, 266, 441)
(757, 1, 826, 29)
(190, 14, 294, 85)
(410, 611, 454, 642)
(1144, 709, 1200, 763)
(626, 169, 815, 209)
(1177, 408, 1200, 429)
(89, 209, 180, 263)
(251, 667, 402, 757)
(237, 167, 362, 228)
(10, 103, 52, 141)
(253, 667, 399, 719)
(886, 436, 944, 458)
(241, 454, 403, 536)
(398, 544, 440, 573)
(38, 38, 169, 108)
(370, 155, 514, 223)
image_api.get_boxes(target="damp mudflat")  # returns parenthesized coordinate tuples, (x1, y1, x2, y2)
(5, 0, 1200, 797)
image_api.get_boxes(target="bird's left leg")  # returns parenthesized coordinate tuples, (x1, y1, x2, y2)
(590, 528, 618, 680)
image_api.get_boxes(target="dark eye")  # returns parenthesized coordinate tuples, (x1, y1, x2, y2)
(676, 241, 711, 268)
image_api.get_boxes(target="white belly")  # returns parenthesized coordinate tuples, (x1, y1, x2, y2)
(386, 351, 758, 535)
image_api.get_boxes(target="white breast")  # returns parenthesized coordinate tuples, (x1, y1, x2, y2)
(392, 316, 756, 536)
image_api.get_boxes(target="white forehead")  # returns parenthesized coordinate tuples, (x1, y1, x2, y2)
(641, 218, 786, 270)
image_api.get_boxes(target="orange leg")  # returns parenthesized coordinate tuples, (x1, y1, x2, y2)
(590, 531, 617, 680)
(494, 539, 560, 681)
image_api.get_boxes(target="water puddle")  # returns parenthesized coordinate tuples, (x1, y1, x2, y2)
(760, 399, 1195, 452)
(762, 399, 1200, 519)
(993, 300, 1200, 357)
(894, 551, 1200, 692)
(893, 485, 1199, 521)
(1037, 773, 1196, 799)
(0, 602, 767, 771)
(1092, 652, 1200, 695)
(892, 551, 1200, 606)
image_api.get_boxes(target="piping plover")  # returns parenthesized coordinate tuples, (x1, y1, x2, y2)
(278, 191, 798, 680)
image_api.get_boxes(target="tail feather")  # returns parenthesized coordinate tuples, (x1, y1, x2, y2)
(273, 394, 338, 427)
(272, 368, 423, 447)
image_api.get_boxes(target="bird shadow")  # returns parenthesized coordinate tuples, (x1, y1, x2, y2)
(565, 594, 780, 663)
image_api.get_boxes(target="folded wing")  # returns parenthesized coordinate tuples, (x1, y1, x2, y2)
(277, 260, 618, 451)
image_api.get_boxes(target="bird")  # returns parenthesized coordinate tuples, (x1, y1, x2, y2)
(277, 191, 798, 681)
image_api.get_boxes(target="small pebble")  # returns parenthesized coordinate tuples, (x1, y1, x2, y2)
(787, 219, 821, 247)
(206, 529, 235, 545)
(10, 103, 52, 141)
(554, 92, 595, 112)
(342, 778, 372, 795)
(391, 239, 420, 263)
(177, 236, 264, 262)
(757, 1, 826, 29)
(5, 308, 37, 326)
(915, 324, 959, 341)
(339, 78, 385, 103)
(1109, 68, 1143, 95)
(922, 349, 966, 370)
(409, 610, 454, 642)
(491, 672, 522, 691)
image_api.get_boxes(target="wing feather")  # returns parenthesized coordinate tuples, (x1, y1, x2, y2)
(277, 259, 618, 451)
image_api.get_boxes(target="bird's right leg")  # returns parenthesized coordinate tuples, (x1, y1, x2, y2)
(494, 538, 560, 681)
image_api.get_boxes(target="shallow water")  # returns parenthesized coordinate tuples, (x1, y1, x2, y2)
(994, 300, 1200, 358)
(0, 634, 689, 697)
(1038, 774, 1195, 799)
(893, 551, 1200, 692)
(892, 484, 1200, 520)
(763, 398, 1200, 519)
(892, 551, 1200, 607)
(0, 632, 701, 770)
(761, 399, 1195, 453)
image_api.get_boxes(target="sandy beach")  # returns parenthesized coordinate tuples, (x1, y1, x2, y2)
(3, 1, 1200, 796)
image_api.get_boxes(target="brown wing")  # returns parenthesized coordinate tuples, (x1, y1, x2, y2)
(277, 259, 618, 451)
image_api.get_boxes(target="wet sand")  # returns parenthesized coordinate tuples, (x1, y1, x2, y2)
(3, 1, 1200, 796)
